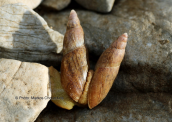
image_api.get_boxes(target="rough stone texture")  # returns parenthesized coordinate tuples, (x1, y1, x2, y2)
(42, 0, 71, 11)
(42, 0, 172, 92)
(0, 0, 43, 9)
(0, 3, 63, 66)
(33, 0, 172, 121)
(36, 92, 172, 122)
(75, 0, 115, 13)
(0, 58, 51, 122)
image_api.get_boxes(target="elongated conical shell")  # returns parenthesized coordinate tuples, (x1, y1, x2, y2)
(61, 10, 88, 102)
(88, 33, 128, 109)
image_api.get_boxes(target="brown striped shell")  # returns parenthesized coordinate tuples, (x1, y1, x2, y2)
(60, 10, 128, 109)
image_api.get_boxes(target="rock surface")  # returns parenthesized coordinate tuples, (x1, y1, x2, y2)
(36, 92, 172, 122)
(42, 0, 71, 11)
(0, 0, 43, 9)
(32, 0, 172, 121)
(41, 0, 172, 92)
(75, 0, 115, 13)
(0, 3, 63, 66)
(0, 58, 51, 122)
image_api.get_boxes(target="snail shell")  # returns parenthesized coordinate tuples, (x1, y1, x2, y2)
(60, 10, 128, 109)
(88, 33, 128, 109)
(61, 10, 88, 102)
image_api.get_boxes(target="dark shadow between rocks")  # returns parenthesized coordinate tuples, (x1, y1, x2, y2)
(35, 0, 87, 16)
(36, 0, 117, 16)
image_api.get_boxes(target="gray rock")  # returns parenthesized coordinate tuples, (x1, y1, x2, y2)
(36, 92, 172, 122)
(42, 0, 71, 11)
(0, 58, 51, 122)
(0, 3, 63, 66)
(42, 0, 172, 92)
(75, 0, 115, 13)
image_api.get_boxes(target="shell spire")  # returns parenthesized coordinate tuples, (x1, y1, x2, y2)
(63, 10, 84, 55)
(67, 10, 80, 28)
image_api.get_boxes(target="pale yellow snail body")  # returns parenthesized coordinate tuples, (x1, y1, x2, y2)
(50, 10, 128, 110)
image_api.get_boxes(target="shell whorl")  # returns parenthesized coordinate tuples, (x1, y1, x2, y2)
(95, 33, 128, 69)
(63, 10, 84, 55)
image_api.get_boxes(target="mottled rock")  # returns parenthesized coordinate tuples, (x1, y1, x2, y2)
(75, 0, 115, 12)
(42, 0, 71, 11)
(42, 0, 172, 92)
(0, 3, 63, 66)
(0, 0, 43, 9)
(0, 58, 51, 122)
(36, 92, 172, 122)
